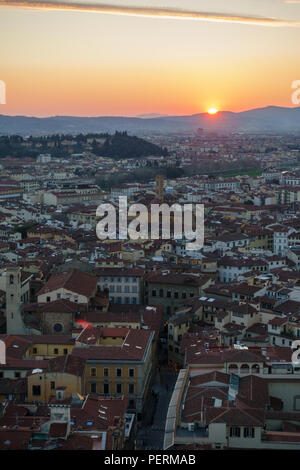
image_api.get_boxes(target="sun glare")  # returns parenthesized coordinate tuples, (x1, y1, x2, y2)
(208, 108, 218, 115)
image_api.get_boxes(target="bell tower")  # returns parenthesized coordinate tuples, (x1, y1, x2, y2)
(5, 267, 26, 335)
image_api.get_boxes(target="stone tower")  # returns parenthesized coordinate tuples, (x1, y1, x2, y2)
(5, 267, 26, 335)
(156, 174, 164, 202)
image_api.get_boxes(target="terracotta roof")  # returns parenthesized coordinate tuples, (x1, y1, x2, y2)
(49, 422, 68, 438)
(37, 269, 98, 299)
(27, 355, 85, 377)
(206, 407, 264, 426)
(0, 430, 32, 450)
(72, 328, 153, 362)
(41, 299, 80, 313)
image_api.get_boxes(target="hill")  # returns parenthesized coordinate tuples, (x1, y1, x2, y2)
(96, 131, 168, 159)
(1, 106, 300, 135)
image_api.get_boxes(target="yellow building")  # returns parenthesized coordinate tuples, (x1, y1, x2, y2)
(72, 327, 154, 415)
(25, 335, 75, 360)
(27, 355, 86, 402)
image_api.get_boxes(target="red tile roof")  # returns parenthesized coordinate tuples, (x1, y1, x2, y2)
(37, 269, 98, 299)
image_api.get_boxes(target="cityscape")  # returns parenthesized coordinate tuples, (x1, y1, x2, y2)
(0, 0, 300, 457)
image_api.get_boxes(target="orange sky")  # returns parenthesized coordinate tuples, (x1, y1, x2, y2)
(1, 1, 300, 116)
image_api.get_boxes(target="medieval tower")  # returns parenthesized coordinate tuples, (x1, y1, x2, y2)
(5, 267, 26, 335)
(155, 174, 164, 202)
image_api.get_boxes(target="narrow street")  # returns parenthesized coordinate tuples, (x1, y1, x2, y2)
(136, 367, 177, 450)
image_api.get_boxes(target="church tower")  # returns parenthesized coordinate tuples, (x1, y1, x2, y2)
(5, 267, 26, 335)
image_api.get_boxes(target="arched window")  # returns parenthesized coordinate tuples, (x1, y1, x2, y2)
(240, 364, 250, 374)
(252, 364, 260, 374)
(228, 364, 238, 373)
(9, 275, 14, 285)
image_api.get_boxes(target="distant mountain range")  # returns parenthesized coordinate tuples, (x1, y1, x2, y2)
(0, 106, 300, 136)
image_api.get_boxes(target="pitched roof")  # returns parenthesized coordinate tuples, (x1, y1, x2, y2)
(37, 269, 98, 298)
(72, 328, 153, 362)
(28, 355, 86, 377)
(41, 299, 80, 313)
(206, 407, 264, 426)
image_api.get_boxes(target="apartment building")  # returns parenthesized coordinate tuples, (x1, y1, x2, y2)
(72, 327, 154, 415)
(145, 272, 212, 316)
(96, 267, 144, 305)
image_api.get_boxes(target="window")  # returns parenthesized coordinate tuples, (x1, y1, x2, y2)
(103, 368, 109, 377)
(167, 291, 171, 298)
(57, 293, 61, 299)
(90, 382, 97, 393)
(116, 383, 122, 394)
(53, 323, 63, 333)
(129, 368, 134, 377)
(63, 349, 68, 355)
(152, 289, 156, 297)
(91, 367, 96, 377)
(32, 385, 41, 396)
(46, 296, 51, 302)
(54, 348, 59, 354)
(174, 292, 179, 299)
(230, 427, 240, 438)
(244, 427, 255, 438)
(159, 289, 164, 298)
(50, 381, 55, 390)
(103, 383, 109, 394)
(33, 347, 37, 354)
(14, 372, 21, 378)
(116, 368, 122, 377)
(129, 399, 135, 409)
(129, 383, 135, 394)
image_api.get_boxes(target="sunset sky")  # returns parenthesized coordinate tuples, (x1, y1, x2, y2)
(0, 0, 300, 116)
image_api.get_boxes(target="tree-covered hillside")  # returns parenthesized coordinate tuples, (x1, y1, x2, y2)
(96, 131, 168, 159)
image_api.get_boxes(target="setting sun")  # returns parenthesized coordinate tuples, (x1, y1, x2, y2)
(208, 108, 218, 115)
